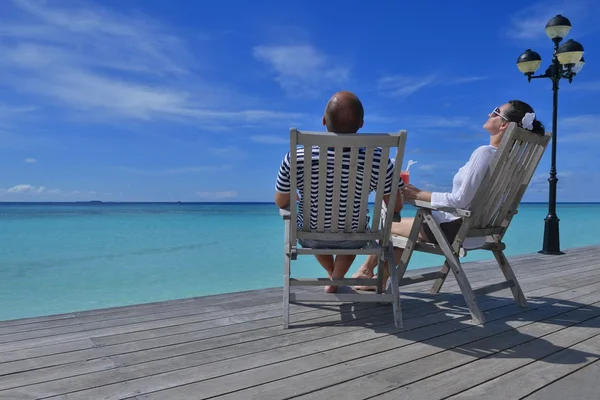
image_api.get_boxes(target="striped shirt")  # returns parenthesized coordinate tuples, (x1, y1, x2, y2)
(275, 146, 403, 230)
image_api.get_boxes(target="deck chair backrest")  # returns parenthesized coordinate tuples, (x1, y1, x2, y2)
(465, 123, 551, 239)
(288, 128, 407, 248)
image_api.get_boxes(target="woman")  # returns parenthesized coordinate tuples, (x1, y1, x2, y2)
(353, 100, 545, 290)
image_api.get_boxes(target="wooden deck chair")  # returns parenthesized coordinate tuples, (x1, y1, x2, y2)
(280, 128, 408, 329)
(390, 123, 551, 325)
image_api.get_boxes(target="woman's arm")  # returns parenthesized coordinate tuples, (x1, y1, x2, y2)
(404, 146, 495, 209)
(431, 146, 495, 209)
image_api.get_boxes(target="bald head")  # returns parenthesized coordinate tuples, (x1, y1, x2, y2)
(322, 91, 364, 133)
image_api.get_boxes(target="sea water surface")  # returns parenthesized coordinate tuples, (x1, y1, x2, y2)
(0, 202, 597, 321)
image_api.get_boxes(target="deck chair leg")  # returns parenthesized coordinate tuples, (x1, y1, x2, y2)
(493, 249, 528, 308)
(283, 253, 291, 329)
(396, 209, 424, 287)
(376, 256, 385, 295)
(283, 218, 291, 329)
(387, 245, 402, 328)
(446, 257, 485, 324)
(430, 261, 450, 294)
(423, 212, 485, 324)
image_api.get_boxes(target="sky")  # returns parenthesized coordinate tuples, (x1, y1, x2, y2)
(1, 0, 599, 203)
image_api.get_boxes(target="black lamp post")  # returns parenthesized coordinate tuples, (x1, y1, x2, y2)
(516, 14, 585, 255)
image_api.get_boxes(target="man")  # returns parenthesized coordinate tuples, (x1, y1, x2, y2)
(274, 91, 403, 293)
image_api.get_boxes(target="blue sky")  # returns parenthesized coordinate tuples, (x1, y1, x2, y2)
(1, 0, 599, 202)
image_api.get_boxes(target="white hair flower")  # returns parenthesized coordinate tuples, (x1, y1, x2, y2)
(522, 112, 535, 131)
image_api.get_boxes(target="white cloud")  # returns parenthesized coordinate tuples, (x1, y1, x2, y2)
(253, 44, 349, 97)
(209, 146, 247, 159)
(250, 135, 289, 145)
(196, 190, 238, 199)
(569, 80, 600, 91)
(504, 1, 600, 41)
(528, 171, 573, 194)
(404, 115, 472, 129)
(528, 172, 551, 193)
(0, 1, 303, 128)
(115, 164, 232, 175)
(0, 104, 38, 116)
(0, 184, 102, 199)
(24, 157, 37, 163)
(378, 75, 438, 99)
(506, 14, 558, 40)
(366, 114, 399, 124)
(559, 115, 600, 144)
(445, 76, 488, 85)
(417, 164, 437, 172)
(377, 75, 487, 99)
(0, 129, 63, 150)
(7, 184, 45, 193)
(418, 180, 451, 192)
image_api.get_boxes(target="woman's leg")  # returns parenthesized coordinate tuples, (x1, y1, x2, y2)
(352, 217, 430, 291)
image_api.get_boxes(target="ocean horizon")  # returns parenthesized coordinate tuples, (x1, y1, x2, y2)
(1, 202, 598, 321)
(3, 201, 600, 204)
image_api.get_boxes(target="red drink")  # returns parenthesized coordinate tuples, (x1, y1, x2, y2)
(400, 170, 410, 185)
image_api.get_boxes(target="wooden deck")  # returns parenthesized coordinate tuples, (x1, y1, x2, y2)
(1, 245, 600, 400)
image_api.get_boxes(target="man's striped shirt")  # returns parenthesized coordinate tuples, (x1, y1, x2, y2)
(276, 146, 403, 230)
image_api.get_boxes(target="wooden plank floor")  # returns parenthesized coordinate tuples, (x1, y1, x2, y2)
(1, 245, 600, 400)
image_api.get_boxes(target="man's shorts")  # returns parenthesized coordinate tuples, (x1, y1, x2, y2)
(298, 239, 369, 250)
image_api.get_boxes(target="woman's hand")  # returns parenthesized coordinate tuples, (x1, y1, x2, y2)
(402, 184, 421, 200)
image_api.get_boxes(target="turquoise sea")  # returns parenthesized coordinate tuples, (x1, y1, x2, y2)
(0, 202, 597, 321)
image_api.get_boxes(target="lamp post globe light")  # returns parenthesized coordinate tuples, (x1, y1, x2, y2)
(516, 14, 585, 255)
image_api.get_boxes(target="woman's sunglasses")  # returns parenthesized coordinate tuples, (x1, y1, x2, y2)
(490, 107, 508, 120)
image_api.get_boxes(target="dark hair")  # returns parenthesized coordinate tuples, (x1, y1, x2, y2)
(324, 92, 364, 133)
(503, 100, 545, 135)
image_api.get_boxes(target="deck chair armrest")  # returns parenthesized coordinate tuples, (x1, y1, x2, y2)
(405, 199, 471, 218)
(279, 208, 291, 220)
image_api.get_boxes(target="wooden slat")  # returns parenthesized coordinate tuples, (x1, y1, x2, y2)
(290, 293, 395, 303)
(370, 146, 390, 232)
(523, 359, 600, 400)
(489, 147, 532, 227)
(295, 247, 380, 256)
(494, 142, 547, 231)
(447, 337, 600, 399)
(302, 144, 312, 232)
(290, 278, 385, 286)
(477, 138, 525, 228)
(405, 199, 471, 217)
(356, 147, 374, 233)
(488, 141, 536, 227)
(472, 280, 515, 296)
(330, 147, 343, 233)
(129, 284, 600, 400)
(382, 135, 406, 245)
(296, 231, 379, 242)
(316, 147, 328, 232)
(343, 147, 360, 232)
(512, 127, 552, 145)
(399, 272, 446, 286)
(296, 131, 404, 147)
(289, 128, 299, 244)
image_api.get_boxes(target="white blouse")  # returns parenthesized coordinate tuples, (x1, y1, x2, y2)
(430, 145, 497, 224)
